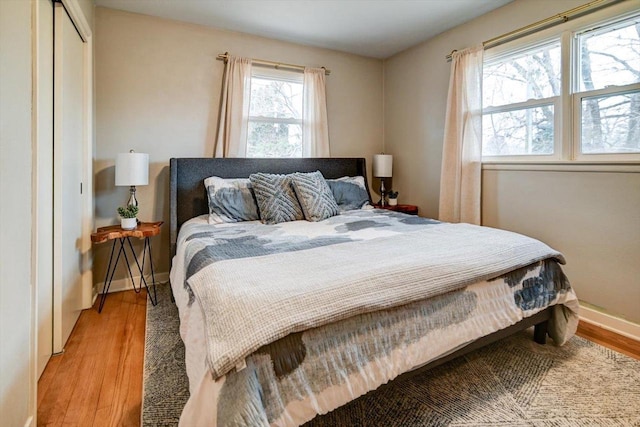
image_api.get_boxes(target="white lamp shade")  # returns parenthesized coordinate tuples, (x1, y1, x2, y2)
(373, 154, 393, 178)
(115, 152, 149, 186)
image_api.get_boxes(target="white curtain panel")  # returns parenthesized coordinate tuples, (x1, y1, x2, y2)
(438, 46, 483, 225)
(302, 67, 331, 157)
(214, 55, 252, 158)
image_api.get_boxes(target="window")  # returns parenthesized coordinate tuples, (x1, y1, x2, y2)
(483, 41, 561, 157)
(575, 17, 640, 156)
(482, 7, 640, 162)
(247, 70, 303, 158)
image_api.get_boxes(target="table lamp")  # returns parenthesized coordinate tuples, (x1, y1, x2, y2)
(115, 150, 149, 208)
(373, 154, 393, 206)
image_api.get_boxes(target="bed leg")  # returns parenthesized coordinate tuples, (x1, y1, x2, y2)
(534, 321, 548, 345)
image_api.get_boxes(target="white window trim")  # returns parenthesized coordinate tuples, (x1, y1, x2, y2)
(483, 96, 559, 113)
(251, 66, 303, 83)
(482, 1, 640, 164)
(482, 161, 640, 173)
(248, 116, 302, 125)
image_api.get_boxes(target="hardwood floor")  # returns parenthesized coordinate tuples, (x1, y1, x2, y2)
(576, 320, 640, 361)
(38, 289, 147, 427)
(37, 291, 640, 426)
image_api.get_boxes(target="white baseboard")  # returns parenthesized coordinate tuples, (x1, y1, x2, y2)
(579, 304, 640, 342)
(95, 271, 170, 295)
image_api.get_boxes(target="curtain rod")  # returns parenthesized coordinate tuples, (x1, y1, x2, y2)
(216, 52, 331, 75)
(445, 0, 622, 61)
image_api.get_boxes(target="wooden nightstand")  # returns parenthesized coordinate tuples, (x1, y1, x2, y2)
(91, 221, 162, 312)
(374, 204, 419, 215)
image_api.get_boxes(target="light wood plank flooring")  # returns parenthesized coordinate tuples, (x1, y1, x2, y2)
(38, 289, 147, 427)
(37, 290, 640, 426)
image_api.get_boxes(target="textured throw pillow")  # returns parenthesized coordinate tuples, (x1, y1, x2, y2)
(249, 173, 304, 224)
(291, 171, 339, 222)
(204, 176, 260, 224)
(326, 176, 371, 212)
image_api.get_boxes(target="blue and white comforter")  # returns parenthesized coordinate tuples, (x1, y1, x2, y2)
(170, 210, 579, 426)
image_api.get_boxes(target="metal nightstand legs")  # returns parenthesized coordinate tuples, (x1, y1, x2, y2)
(98, 236, 158, 313)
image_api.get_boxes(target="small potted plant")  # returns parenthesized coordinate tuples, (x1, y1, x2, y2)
(387, 190, 399, 206)
(117, 204, 139, 230)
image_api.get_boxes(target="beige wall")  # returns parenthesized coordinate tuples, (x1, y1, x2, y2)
(384, 0, 640, 324)
(483, 170, 640, 324)
(94, 7, 383, 281)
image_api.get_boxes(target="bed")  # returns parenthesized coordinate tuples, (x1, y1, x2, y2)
(169, 157, 579, 426)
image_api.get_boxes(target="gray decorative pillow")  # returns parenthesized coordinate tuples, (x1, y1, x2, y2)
(291, 171, 339, 222)
(204, 176, 260, 224)
(249, 173, 304, 224)
(326, 176, 371, 212)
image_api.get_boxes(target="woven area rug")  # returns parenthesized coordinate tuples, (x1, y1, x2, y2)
(142, 284, 189, 426)
(143, 284, 640, 426)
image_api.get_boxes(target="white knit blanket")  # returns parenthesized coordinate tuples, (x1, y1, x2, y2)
(186, 222, 563, 379)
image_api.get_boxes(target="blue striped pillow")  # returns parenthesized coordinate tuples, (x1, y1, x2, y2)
(249, 173, 304, 224)
(291, 171, 339, 222)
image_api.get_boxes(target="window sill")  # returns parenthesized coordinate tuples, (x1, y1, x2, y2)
(481, 161, 640, 173)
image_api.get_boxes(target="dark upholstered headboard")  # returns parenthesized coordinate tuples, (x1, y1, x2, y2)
(169, 157, 370, 259)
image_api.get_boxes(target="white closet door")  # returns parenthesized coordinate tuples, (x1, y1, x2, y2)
(36, 0, 54, 377)
(53, 2, 85, 352)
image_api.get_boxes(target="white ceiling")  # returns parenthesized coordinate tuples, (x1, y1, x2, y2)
(95, 0, 513, 58)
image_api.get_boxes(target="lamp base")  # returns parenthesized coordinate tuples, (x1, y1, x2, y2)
(127, 186, 138, 207)
(379, 178, 386, 207)
(127, 186, 141, 224)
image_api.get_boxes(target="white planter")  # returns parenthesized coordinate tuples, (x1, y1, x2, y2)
(121, 217, 137, 230)
(388, 198, 398, 206)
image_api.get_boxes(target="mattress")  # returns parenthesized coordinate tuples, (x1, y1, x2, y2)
(170, 211, 579, 426)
